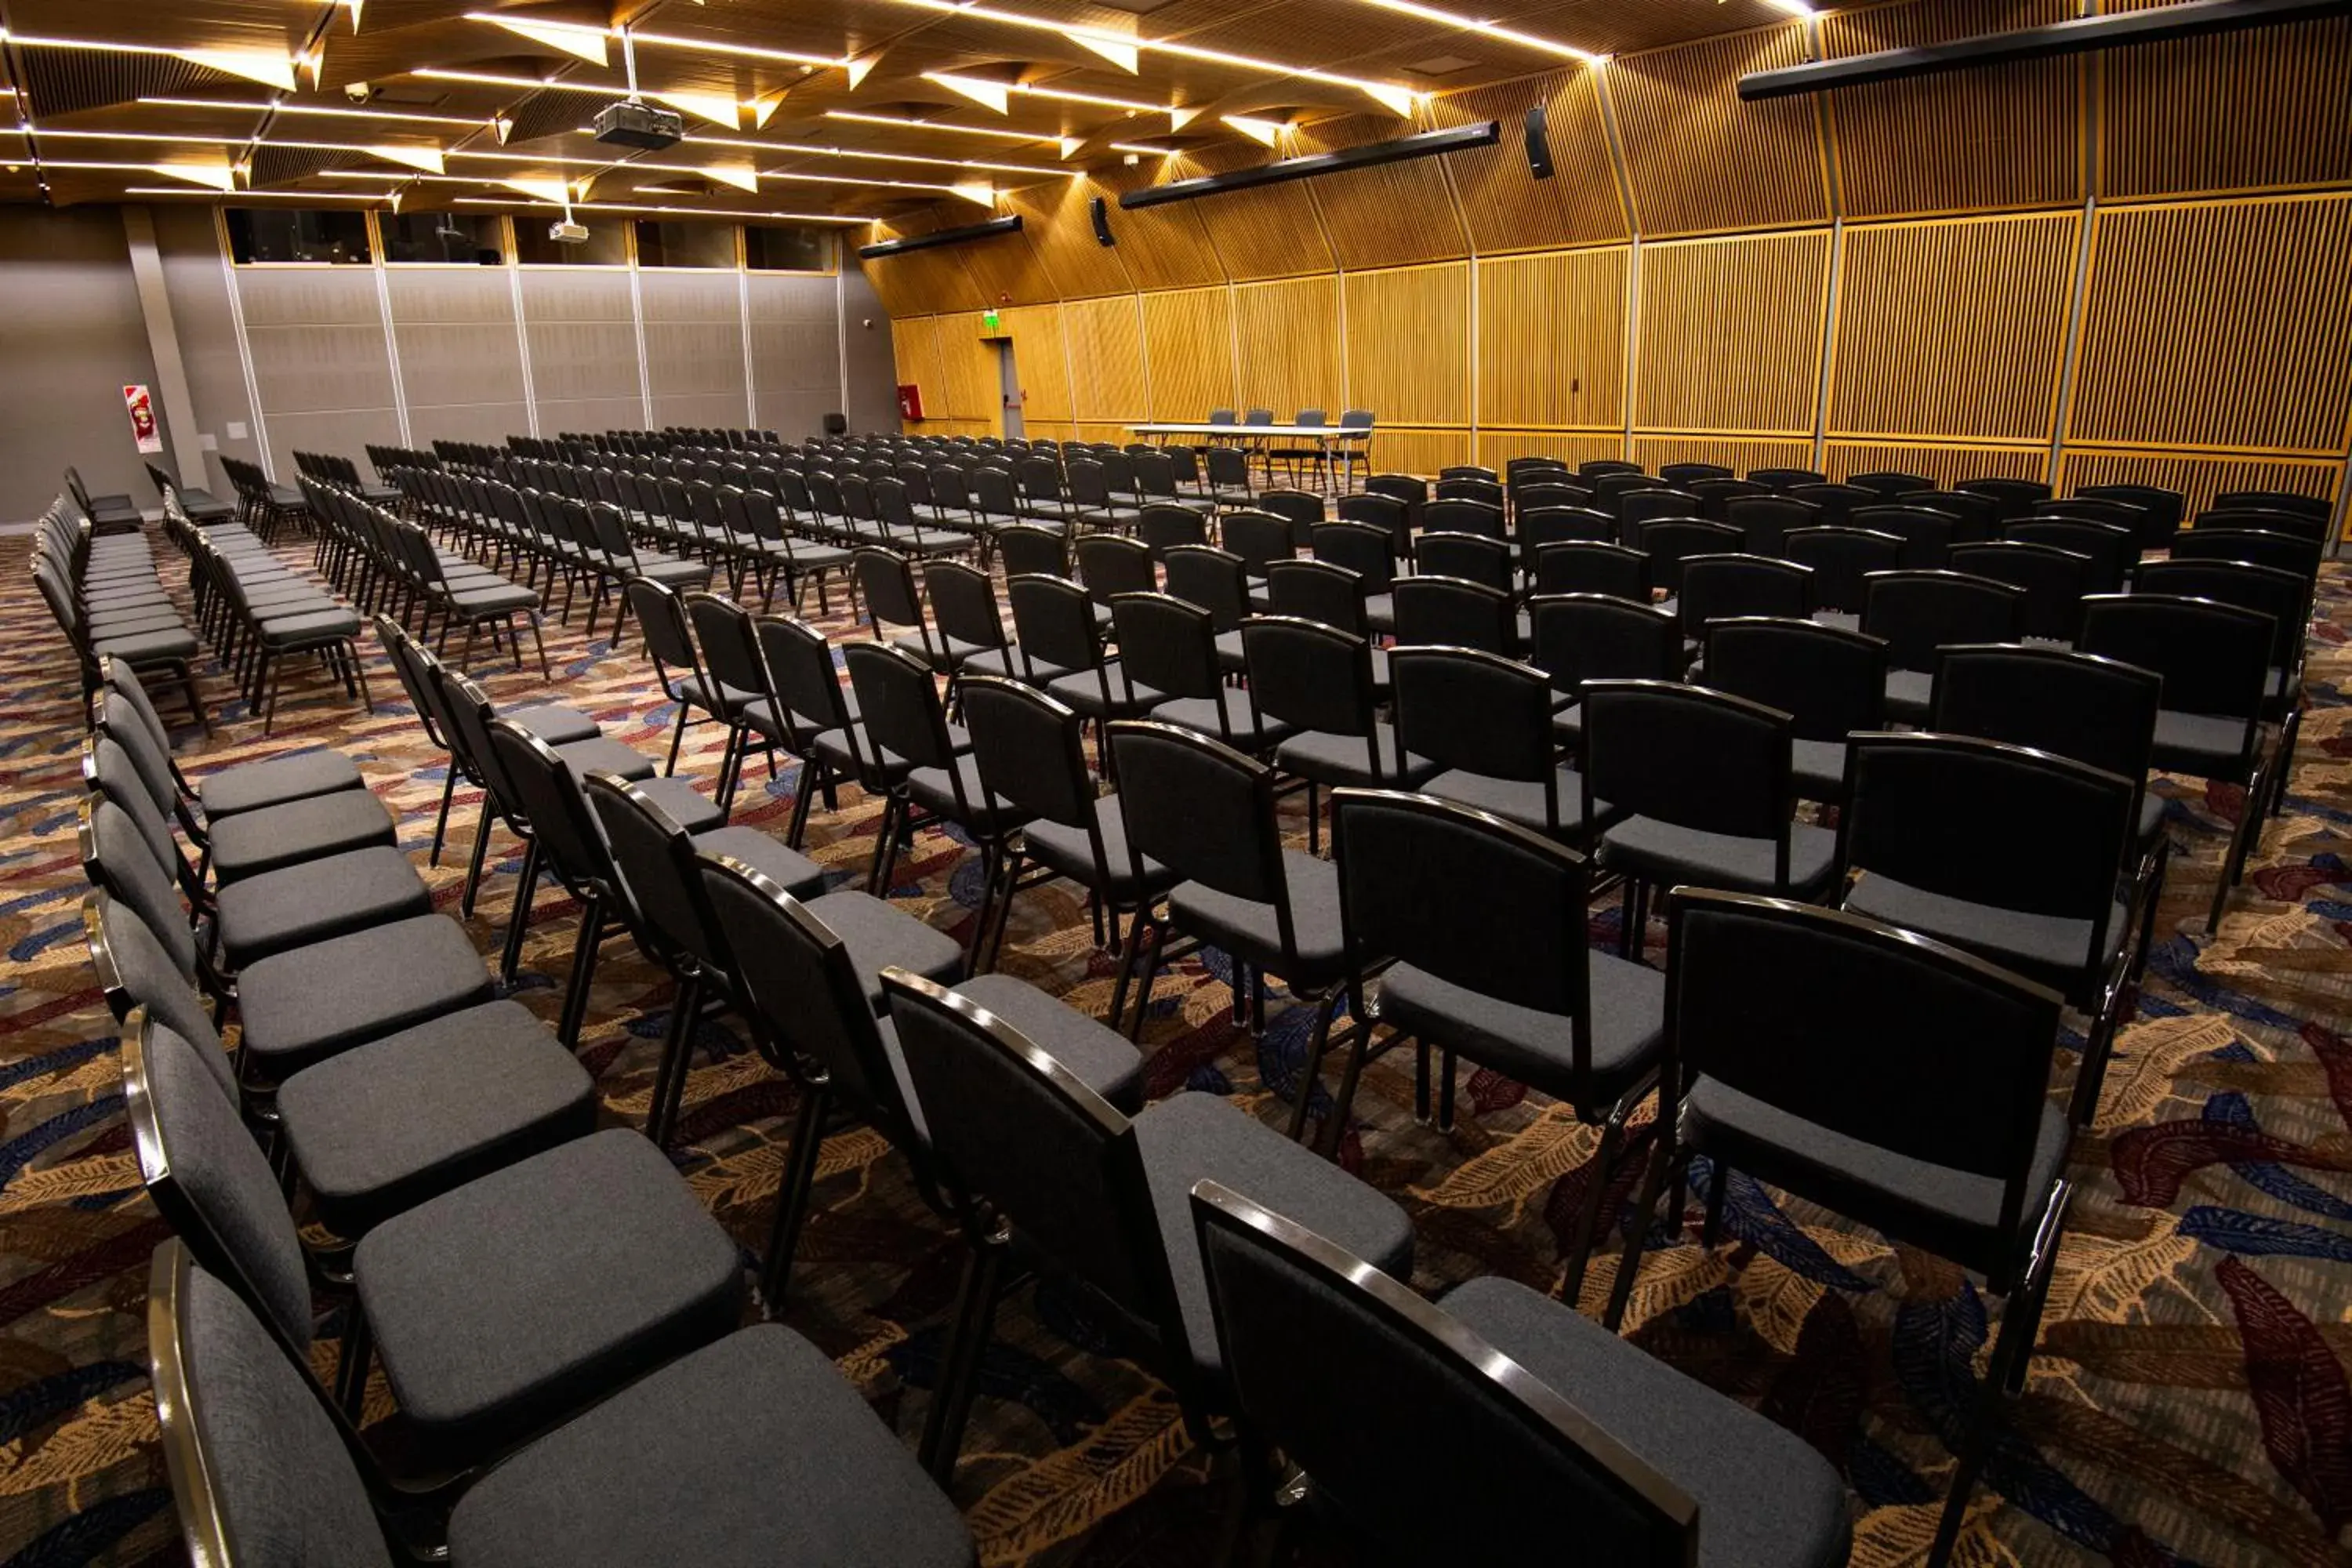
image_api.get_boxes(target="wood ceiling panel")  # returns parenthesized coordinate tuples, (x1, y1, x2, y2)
(1606, 23, 1827, 238)
(2100, 12, 2352, 201)
(1435, 71, 1624, 256)
(1822, 0, 2082, 219)
(2069, 194, 2352, 456)
(1344, 262, 1468, 426)
(1635, 228, 1830, 437)
(1476, 245, 1625, 431)
(1828, 211, 2079, 444)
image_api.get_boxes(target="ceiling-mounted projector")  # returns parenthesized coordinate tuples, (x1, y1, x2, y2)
(548, 219, 590, 244)
(593, 100, 684, 151)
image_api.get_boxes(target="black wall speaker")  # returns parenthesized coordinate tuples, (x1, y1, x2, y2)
(1090, 194, 1116, 246)
(1523, 103, 1554, 180)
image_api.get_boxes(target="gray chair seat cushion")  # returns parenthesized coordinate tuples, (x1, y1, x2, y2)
(1811, 608, 1860, 633)
(445, 1324, 975, 1568)
(907, 753, 1026, 837)
(1168, 849, 1345, 989)
(1021, 796, 1172, 901)
(93, 626, 201, 662)
(1363, 592, 1396, 634)
(1599, 817, 1838, 898)
(1414, 767, 1614, 846)
(635, 775, 726, 834)
(678, 673, 761, 719)
(1045, 664, 1155, 722)
(238, 913, 494, 1074)
(689, 826, 825, 902)
(1373, 951, 1664, 1107)
(196, 748, 364, 818)
(1136, 1091, 1414, 1375)
(510, 703, 601, 746)
(256, 608, 361, 645)
(1845, 873, 2126, 1000)
(635, 557, 713, 588)
(1683, 1074, 2071, 1279)
(1442, 1276, 1852, 1568)
(1790, 737, 1848, 800)
(209, 789, 397, 883)
(354, 1128, 741, 1459)
(264, 483, 306, 509)
(804, 889, 964, 1011)
(551, 735, 659, 785)
(1276, 723, 1438, 790)
(447, 581, 540, 613)
(2151, 709, 2254, 777)
(278, 1000, 596, 1238)
(877, 973, 1146, 1141)
(1150, 693, 1294, 753)
(1884, 668, 1932, 722)
(215, 845, 431, 967)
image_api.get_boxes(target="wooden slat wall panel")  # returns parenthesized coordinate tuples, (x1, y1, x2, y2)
(1828, 212, 2078, 443)
(859, 209, 989, 317)
(1184, 144, 1338, 281)
(1344, 263, 1469, 427)
(2056, 448, 2343, 519)
(953, 227, 1061, 307)
(2069, 194, 2352, 455)
(1606, 24, 1828, 238)
(1298, 114, 1471, 270)
(999, 304, 1070, 425)
(1476, 246, 1627, 432)
(892, 315, 945, 426)
(1823, 441, 2050, 488)
(1635, 229, 1831, 436)
(1142, 286, 1237, 422)
(1362, 428, 1471, 476)
(1437, 73, 1626, 255)
(1073, 420, 1136, 445)
(1822, 0, 2082, 218)
(2101, 13, 2352, 200)
(1065, 295, 1148, 426)
(1477, 430, 1628, 470)
(1233, 275, 1343, 417)
(1000, 176, 1134, 300)
(933, 310, 996, 424)
(1632, 434, 1817, 476)
(1087, 163, 1229, 291)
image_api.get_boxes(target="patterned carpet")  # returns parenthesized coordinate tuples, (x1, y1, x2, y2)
(2, 525, 2350, 1567)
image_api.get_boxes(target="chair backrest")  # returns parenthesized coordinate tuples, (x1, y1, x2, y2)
(1266, 558, 1370, 637)
(1530, 541, 1649, 601)
(684, 591, 767, 698)
(2078, 592, 2270, 733)
(1312, 521, 1395, 590)
(1259, 488, 1325, 539)
(1007, 574, 1105, 677)
(1523, 593, 1683, 699)
(581, 771, 716, 975)
(1415, 531, 1514, 593)
(693, 853, 915, 1138)
(2002, 518, 2132, 594)
(1634, 519, 1741, 592)
(1581, 680, 1791, 848)
(925, 557, 1007, 652)
(485, 720, 621, 900)
(1390, 647, 1555, 785)
(1105, 720, 1289, 913)
(1658, 461, 1732, 487)
(2033, 496, 2149, 537)
(753, 613, 851, 745)
(1955, 477, 2052, 521)
(1675, 554, 1812, 634)
(1617, 490, 1700, 537)
(1189, 1180, 1699, 1565)
(881, 971, 1178, 1352)
(1849, 469, 1933, 499)
(1076, 533, 1156, 606)
(1944, 541, 2090, 643)
(1162, 545, 1249, 632)
(996, 521, 1069, 578)
(1860, 569, 2025, 673)
(853, 546, 926, 633)
(1846, 731, 2135, 932)
(1849, 504, 1954, 568)
(1112, 591, 1223, 706)
(2172, 526, 2324, 582)
(122, 1008, 315, 1354)
(844, 641, 960, 775)
(2078, 483, 2183, 546)
(1748, 466, 1825, 492)
(1392, 575, 1517, 655)
(1580, 459, 1642, 480)
(961, 676, 1096, 834)
(1930, 643, 2159, 789)
(1722, 494, 1819, 557)
(1515, 507, 1617, 564)
(145, 1238, 395, 1568)
(1241, 616, 1379, 741)
(1138, 504, 1208, 558)
(2135, 557, 2307, 673)
(1424, 498, 1506, 540)
(1667, 891, 2064, 1205)
(1702, 616, 1886, 746)
(1220, 510, 1296, 579)
(1337, 492, 1411, 555)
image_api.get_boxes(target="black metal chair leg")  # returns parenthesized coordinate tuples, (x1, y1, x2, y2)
(918, 1231, 1005, 1486)
(758, 1083, 830, 1312)
(557, 898, 603, 1048)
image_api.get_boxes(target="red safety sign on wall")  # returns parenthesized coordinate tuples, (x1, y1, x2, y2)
(896, 383, 924, 421)
(123, 384, 163, 455)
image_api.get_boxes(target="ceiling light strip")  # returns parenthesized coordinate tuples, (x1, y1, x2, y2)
(1339, 1, 1604, 63)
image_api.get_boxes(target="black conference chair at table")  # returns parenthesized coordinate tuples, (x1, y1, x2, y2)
(1606, 891, 2074, 1568)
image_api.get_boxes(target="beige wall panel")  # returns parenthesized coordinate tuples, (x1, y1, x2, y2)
(260, 408, 401, 478)
(395, 323, 528, 408)
(520, 270, 640, 405)
(1607, 25, 1828, 238)
(1632, 434, 1817, 477)
(405, 402, 529, 447)
(1822, 440, 2050, 488)
(517, 268, 633, 322)
(652, 392, 749, 430)
(1475, 247, 1627, 432)
(1232, 275, 1342, 418)
(1822, 0, 2082, 218)
(1143, 286, 1237, 422)
(234, 266, 382, 329)
(1828, 212, 2078, 443)
(998, 304, 1071, 423)
(1065, 296, 1149, 426)
(535, 396, 645, 434)
(1003, 177, 1135, 300)
(1635, 229, 1830, 437)
(1438, 73, 1626, 254)
(1477, 430, 1629, 470)
(2100, 13, 2352, 201)
(245, 323, 398, 415)
(2069, 194, 2352, 455)
(2055, 447, 2343, 524)
(1344, 263, 1469, 427)
(1298, 114, 1470, 270)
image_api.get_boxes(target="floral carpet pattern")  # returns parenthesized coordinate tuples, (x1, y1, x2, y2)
(2, 529, 2350, 1566)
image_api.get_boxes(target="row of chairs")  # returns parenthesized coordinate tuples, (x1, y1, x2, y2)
(300, 476, 551, 676)
(31, 498, 208, 729)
